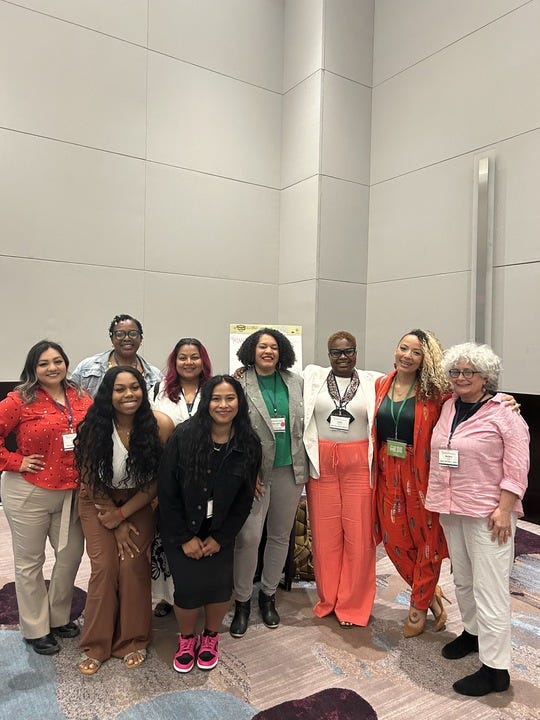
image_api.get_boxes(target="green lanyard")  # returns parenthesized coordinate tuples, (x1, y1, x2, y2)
(390, 380, 416, 440)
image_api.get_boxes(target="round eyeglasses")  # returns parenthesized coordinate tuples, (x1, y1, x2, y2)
(448, 368, 481, 379)
(111, 330, 141, 340)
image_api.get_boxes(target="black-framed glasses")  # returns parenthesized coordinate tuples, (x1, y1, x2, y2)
(328, 348, 356, 358)
(111, 330, 141, 340)
(448, 368, 481, 379)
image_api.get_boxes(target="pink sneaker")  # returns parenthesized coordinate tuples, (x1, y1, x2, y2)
(196, 631, 219, 670)
(173, 634, 199, 673)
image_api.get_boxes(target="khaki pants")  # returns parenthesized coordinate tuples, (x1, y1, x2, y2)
(1, 471, 84, 639)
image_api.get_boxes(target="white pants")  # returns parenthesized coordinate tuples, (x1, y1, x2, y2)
(440, 513, 517, 670)
(1, 472, 84, 639)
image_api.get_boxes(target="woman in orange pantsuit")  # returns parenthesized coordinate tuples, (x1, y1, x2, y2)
(304, 332, 381, 627)
(374, 329, 450, 637)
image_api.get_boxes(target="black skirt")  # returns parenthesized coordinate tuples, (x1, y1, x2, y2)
(164, 540, 234, 609)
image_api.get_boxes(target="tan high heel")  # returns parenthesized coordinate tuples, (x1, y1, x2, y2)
(430, 585, 451, 632)
(403, 608, 427, 637)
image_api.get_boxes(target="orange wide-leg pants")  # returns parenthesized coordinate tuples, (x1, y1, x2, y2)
(377, 444, 447, 610)
(307, 438, 375, 626)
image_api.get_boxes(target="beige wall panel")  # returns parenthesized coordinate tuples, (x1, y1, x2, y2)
(319, 176, 369, 283)
(493, 129, 540, 266)
(368, 155, 472, 283)
(324, 0, 373, 86)
(0, 3, 146, 155)
(283, 0, 323, 92)
(316, 280, 367, 367)
(365, 272, 470, 374)
(148, 0, 283, 91)
(322, 72, 371, 185)
(281, 72, 322, 188)
(0, 257, 145, 381)
(143, 273, 279, 376)
(279, 176, 319, 284)
(278, 280, 317, 364)
(373, 0, 529, 84)
(145, 163, 279, 282)
(11, 0, 148, 44)
(371, 1, 540, 183)
(492, 264, 540, 394)
(147, 53, 281, 187)
(0, 130, 145, 268)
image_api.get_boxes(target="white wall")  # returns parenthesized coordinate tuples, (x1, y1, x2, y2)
(367, 0, 540, 392)
(0, 0, 282, 378)
(279, 0, 373, 366)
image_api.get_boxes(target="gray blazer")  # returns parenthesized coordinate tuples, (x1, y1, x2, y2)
(240, 367, 308, 485)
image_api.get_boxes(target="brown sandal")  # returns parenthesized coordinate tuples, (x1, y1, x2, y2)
(124, 649, 147, 668)
(79, 656, 102, 675)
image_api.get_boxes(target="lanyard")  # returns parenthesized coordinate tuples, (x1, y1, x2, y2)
(390, 380, 416, 440)
(53, 392, 74, 430)
(447, 394, 487, 447)
(327, 371, 359, 410)
(182, 386, 200, 417)
(257, 371, 278, 416)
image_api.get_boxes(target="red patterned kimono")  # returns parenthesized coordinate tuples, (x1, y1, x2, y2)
(374, 371, 448, 610)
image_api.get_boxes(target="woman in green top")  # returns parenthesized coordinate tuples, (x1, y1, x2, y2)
(230, 329, 308, 637)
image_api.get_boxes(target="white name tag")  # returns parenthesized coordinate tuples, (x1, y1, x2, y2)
(438, 448, 459, 467)
(271, 416, 286, 433)
(206, 499, 213, 518)
(62, 432, 76, 451)
(329, 415, 350, 431)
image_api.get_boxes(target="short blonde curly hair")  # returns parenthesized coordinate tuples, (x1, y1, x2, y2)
(398, 329, 450, 401)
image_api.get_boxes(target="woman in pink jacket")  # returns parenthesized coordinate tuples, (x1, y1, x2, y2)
(425, 342, 529, 697)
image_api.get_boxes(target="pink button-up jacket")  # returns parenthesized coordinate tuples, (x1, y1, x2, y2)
(425, 394, 529, 517)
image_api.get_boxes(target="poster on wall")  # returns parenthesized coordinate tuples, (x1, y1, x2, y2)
(229, 324, 303, 374)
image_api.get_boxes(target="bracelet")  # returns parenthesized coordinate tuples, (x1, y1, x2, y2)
(117, 506, 126, 521)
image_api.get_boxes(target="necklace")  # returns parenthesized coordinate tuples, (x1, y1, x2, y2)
(111, 352, 139, 370)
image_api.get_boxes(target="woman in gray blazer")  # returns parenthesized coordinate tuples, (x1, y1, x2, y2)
(230, 328, 308, 637)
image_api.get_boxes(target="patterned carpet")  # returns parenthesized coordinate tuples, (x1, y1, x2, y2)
(1, 528, 539, 720)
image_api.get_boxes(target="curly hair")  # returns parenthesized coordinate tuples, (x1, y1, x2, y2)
(236, 328, 296, 370)
(177, 375, 261, 491)
(442, 342, 501, 393)
(74, 366, 162, 493)
(399, 329, 450, 401)
(162, 338, 213, 402)
(327, 330, 356, 348)
(17, 340, 82, 404)
(108, 314, 143, 336)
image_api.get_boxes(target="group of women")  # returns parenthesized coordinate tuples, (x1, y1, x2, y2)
(0, 315, 529, 697)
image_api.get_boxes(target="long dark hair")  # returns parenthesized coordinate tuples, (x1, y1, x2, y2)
(162, 337, 213, 402)
(178, 375, 260, 490)
(17, 339, 81, 403)
(74, 366, 162, 492)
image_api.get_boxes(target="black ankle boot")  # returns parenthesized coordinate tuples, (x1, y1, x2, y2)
(453, 664, 510, 696)
(441, 629, 479, 659)
(230, 600, 251, 638)
(258, 590, 280, 628)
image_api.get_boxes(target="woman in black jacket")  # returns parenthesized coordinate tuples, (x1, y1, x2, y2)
(158, 375, 261, 674)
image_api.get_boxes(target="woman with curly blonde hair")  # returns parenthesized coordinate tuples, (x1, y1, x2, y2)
(374, 329, 451, 637)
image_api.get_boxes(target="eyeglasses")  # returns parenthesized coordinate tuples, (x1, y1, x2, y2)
(328, 348, 356, 358)
(111, 330, 141, 340)
(448, 369, 481, 379)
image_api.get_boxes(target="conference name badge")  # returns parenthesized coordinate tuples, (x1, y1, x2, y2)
(438, 448, 459, 467)
(271, 417, 286, 433)
(386, 438, 407, 458)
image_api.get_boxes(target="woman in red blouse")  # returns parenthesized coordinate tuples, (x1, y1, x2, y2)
(0, 340, 92, 655)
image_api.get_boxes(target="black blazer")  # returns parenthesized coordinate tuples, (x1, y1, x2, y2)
(158, 422, 261, 549)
